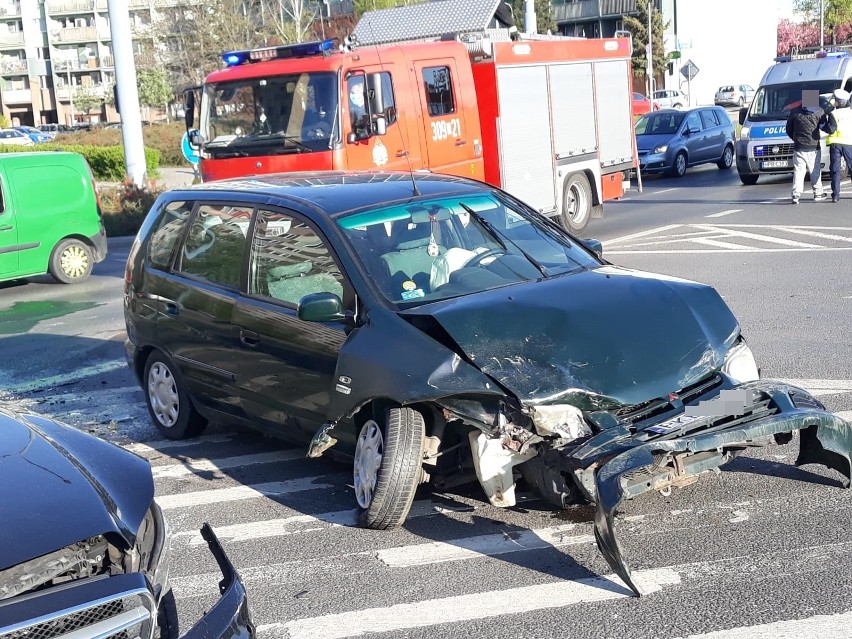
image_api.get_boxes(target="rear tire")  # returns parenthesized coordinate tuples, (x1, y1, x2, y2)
(143, 350, 207, 440)
(355, 407, 425, 529)
(49, 239, 93, 284)
(560, 173, 593, 234)
(739, 173, 759, 185)
(717, 145, 734, 169)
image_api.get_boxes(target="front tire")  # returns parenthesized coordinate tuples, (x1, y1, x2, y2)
(717, 145, 734, 169)
(669, 152, 688, 178)
(144, 351, 207, 440)
(355, 407, 425, 529)
(49, 239, 93, 284)
(560, 173, 593, 234)
(739, 173, 759, 185)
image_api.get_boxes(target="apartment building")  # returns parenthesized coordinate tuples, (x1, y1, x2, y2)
(0, 0, 170, 127)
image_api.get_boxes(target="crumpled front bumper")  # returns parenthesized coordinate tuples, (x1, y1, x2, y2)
(181, 524, 254, 639)
(564, 380, 852, 597)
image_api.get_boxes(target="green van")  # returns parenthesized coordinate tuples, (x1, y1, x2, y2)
(0, 152, 107, 284)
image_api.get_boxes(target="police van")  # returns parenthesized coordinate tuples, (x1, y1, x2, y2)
(736, 50, 852, 184)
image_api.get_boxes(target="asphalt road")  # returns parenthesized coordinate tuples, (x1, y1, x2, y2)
(2, 165, 851, 639)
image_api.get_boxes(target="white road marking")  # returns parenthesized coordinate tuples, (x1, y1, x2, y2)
(376, 526, 594, 568)
(777, 379, 852, 394)
(254, 568, 681, 639)
(655, 188, 680, 194)
(672, 611, 852, 639)
(151, 450, 304, 479)
(124, 435, 236, 456)
(2, 360, 127, 394)
(690, 238, 756, 251)
(776, 227, 852, 243)
(705, 209, 742, 218)
(692, 224, 822, 248)
(605, 224, 683, 245)
(156, 478, 333, 510)
(836, 411, 852, 421)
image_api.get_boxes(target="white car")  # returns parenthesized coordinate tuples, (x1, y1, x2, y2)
(0, 129, 34, 146)
(653, 89, 689, 109)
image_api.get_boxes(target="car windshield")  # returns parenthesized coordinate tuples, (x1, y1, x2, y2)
(200, 72, 338, 156)
(337, 191, 600, 307)
(635, 111, 685, 135)
(749, 80, 838, 121)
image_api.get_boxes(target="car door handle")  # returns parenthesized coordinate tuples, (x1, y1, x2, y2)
(454, 139, 467, 147)
(240, 330, 260, 347)
(165, 302, 179, 316)
(0, 225, 12, 232)
(395, 150, 409, 158)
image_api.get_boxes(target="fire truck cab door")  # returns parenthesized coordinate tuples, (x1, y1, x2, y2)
(343, 69, 419, 171)
(413, 59, 473, 177)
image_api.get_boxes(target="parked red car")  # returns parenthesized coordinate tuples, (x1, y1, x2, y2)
(632, 92, 659, 116)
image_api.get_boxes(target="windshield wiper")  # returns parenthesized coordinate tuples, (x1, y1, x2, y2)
(235, 132, 311, 152)
(458, 203, 549, 278)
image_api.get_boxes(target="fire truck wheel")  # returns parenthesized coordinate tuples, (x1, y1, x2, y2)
(561, 173, 593, 234)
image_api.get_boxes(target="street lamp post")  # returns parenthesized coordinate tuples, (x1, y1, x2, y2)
(820, 0, 824, 49)
(647, 0, 653, 99)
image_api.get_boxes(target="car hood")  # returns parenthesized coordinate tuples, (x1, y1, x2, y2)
(636, 133, 679, 152)
(0, 410, 154, 571)
(403, 265, 740, 410)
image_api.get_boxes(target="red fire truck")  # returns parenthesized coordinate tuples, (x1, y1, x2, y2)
(186, 31, 637, 232)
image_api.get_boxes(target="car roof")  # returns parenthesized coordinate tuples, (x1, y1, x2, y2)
(166, 171, 490, 218)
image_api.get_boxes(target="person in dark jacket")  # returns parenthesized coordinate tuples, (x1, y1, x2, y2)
(786, 89, 828, 204)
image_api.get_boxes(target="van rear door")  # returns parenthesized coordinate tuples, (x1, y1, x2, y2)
(0, 171, 19, 276)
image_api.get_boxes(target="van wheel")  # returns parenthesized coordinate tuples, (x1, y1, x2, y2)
(669, 152, 688, 178)
(355, 407, 424, 529)
(717, 145, 734, 169)
(739, 173, 759, 185)
(144, 351, 207, 440)
(49, 239, 93, 284)
(560, 173, 593, 234)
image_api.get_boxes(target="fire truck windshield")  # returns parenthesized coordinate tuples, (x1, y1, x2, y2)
(200, 72, 338, 157)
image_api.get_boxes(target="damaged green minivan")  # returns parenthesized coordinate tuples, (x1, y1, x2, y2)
(124, 172, 852, 595)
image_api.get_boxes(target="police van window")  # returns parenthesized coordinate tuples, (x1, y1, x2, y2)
(422, 66, 456, 116)
(147, 200, 194, 271)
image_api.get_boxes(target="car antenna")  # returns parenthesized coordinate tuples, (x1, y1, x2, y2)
(358, 22, 420, 197)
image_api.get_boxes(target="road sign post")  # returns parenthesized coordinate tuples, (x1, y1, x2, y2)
(680, 59, 700, 107)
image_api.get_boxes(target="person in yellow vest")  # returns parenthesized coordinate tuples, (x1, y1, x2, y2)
(826, 88, 852, 203)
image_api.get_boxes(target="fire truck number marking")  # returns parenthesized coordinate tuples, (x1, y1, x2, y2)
(431, 118, 462, 141)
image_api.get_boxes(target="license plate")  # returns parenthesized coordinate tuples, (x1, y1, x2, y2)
(761, 160, 789, 169)
(645, 413, 703, 435)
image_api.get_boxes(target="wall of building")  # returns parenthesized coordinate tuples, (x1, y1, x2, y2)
(659, 0, 787, 106)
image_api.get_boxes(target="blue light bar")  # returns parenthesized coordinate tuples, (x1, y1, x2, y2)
(220, 39, 337, 66)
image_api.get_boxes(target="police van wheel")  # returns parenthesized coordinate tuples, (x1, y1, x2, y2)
(561, 173, 593, 234)
(739, 173, 759, 185)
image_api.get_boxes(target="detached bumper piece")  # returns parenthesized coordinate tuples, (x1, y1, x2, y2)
(566, 381, 852, 597)
(181, 524, 255, 639)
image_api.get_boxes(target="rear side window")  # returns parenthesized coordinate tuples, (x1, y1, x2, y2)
(700, 109, 720, 128)
(147, 200, 193, 271)
(178, 203, 252, 289)
(422, 66, 455, 116)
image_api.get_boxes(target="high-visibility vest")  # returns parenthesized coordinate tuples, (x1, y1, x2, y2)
(827, 106, 852, 145)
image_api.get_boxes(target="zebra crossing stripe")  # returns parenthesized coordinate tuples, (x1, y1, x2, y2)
(671, 610, 852, 639)
(156, 478, 334, 510)
(151, 450, 305, 479)
(125, 435, 236, 456)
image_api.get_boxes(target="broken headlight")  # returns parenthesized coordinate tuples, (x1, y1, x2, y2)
(722, 340, 760, 383)
(129, 501, 171, 601)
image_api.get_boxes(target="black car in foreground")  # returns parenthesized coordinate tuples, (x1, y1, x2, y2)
(124, 172, 852, 595)
(0, 408, 254, 639)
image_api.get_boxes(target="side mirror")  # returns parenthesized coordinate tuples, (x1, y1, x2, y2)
(298, 292, 346, 323)
(373, 115, 387, 136)
(738, 107, 748, 126)
(184, 91, 195, 130)
(188, 129, 203, 148)
(580, 238, 603, 257)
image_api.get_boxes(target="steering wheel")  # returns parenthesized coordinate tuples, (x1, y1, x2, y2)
(463, 248, 505, 269)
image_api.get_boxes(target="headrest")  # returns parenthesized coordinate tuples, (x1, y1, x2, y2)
(269, 261, 312, 279)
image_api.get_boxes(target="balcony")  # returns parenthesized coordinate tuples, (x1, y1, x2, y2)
(0, 57, 26, 74)
(0, 31, 23, 48)
(0, 2, 22, 18)
(54, 26, 98, 42)
(1, 88, 31, 103)
(54, 57, 102, 71)
(47, 0, 96, 15)
(55, 83, 105, 100)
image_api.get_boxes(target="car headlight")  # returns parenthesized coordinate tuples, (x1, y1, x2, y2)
(130, 501, 171, 601)
(739, 126, 750, 141)
(722, 340, 760, 383)
(653, 144, 668, 153)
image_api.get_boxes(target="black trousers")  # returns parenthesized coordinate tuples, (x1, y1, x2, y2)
(829, 143, 852, 197)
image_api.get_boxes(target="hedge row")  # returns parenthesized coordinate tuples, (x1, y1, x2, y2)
(0, 144, 160, 181)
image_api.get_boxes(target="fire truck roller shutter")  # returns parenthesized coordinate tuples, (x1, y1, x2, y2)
(593, 60, 634, 170)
